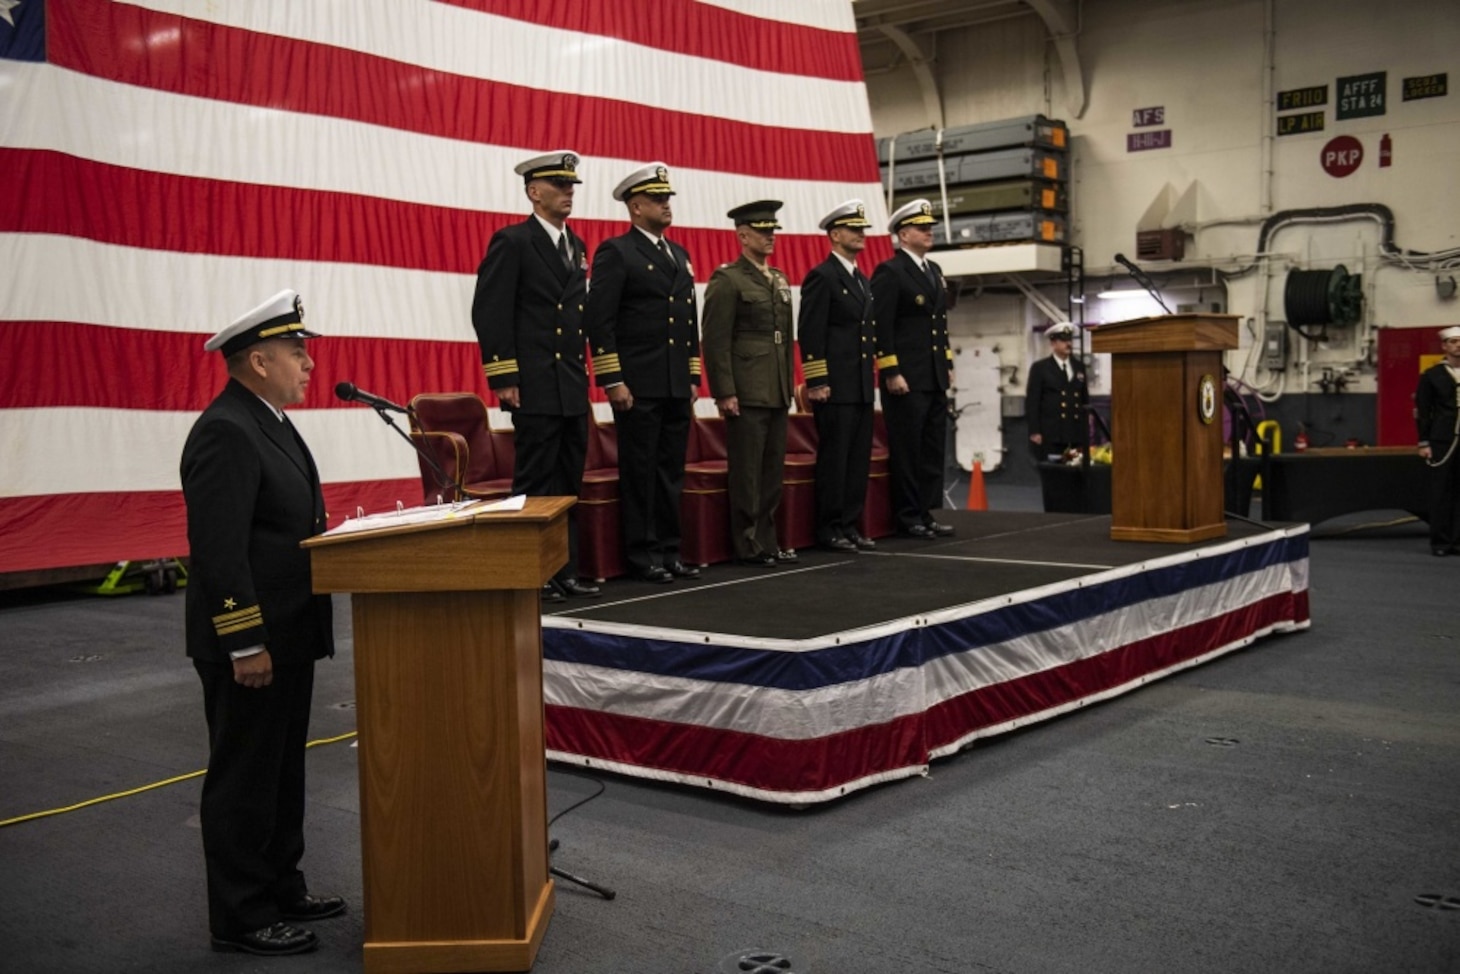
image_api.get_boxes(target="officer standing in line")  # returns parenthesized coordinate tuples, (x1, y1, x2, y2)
(1025, 321, 1090, 461)
(799, 199, 878, 552)
(471, 149, 599, 601)
(701, 200, 796, 566)
(870, 199, 955, 539)
(181, 290, 345, 957)
(582, 163, 703, 583)
(1416, 324, 1460, 556)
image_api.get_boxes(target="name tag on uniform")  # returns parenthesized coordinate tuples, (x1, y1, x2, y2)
(774, 331, 784, 344)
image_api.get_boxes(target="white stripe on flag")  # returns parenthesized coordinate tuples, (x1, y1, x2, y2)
(4, 63, 886, 231)
(0, 407, 423, 497)
(122, 0, 872, 133)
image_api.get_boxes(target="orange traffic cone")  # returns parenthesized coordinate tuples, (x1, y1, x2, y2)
(966, 460, 988, 511)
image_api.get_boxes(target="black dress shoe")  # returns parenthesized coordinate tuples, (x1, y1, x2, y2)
(558, 578, 601, 598)
(1433, 547, 1450, 557)
(820, 537, 857, 553)
(846, 531, 876, 550)
(926, 521, 955, 537)
(665, 560, 701, 579)
(636, 566, 674, 583)
(541, 582, 566, 603)
(775, 549, 800, 564)
(900, 524, 934, 539)
(281, 893, 347, 921)
(211, 922, 318, 956)
(738, 554, 777, 566)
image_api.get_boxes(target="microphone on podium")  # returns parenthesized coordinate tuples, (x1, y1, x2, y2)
(335, 383, 462, 498)
(1112, 253, 1172, 314)
(334, 382, 410, 414)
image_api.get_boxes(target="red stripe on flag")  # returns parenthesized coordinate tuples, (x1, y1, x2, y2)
(545, 703, 928, 798)
(0, 480, 419, 574)
(0, 321, 489, 412)
(440, 0, 864, 83)
(47, 0, 879, 183)
(1, 149, 892, 280)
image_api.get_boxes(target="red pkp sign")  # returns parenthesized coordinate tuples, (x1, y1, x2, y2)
(1321, 136, 1363, 177)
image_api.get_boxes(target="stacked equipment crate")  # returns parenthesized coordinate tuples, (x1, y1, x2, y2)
(879, 115, 1070, 249)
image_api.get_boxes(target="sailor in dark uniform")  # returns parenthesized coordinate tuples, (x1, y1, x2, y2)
(702, 200, 796, 565)
(180, 290, 344, 957)
(1416, 324, 1460, 556)
(1026, 321, 1090, 461)
(582, 163, 703, 582)
(870, 199, 955, 539)
(471, 149, 599, 600)
(798, 199, 878, 552)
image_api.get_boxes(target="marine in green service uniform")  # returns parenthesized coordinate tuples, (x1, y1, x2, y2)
(701, 200, 796, 565)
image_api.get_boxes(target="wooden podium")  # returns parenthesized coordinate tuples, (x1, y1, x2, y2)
(1090, 314, 1239, 543)
(303, 496, 572, 974)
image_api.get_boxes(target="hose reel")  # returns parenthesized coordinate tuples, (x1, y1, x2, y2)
(1284, 264, 1363, 327)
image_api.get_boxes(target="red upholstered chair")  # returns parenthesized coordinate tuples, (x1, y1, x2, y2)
(579, 419, 625, 582)
(681, 415, 732, 567)
(776, 411, 818, 551)
(407, 393, 513, 504)
(858, 409, 895, 539)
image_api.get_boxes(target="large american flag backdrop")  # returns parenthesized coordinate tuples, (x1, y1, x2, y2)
(0, 0, 891, 576)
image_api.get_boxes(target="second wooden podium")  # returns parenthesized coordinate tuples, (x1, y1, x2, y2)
(1091, 314, 1239, 543)
(303, 496, 572, 974)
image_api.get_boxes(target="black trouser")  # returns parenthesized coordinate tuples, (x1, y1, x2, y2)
(194, 659, 314, 937)
(812, 401, 873, 543)
(511, 412, 588, 580)
(1425, 441, 1460, 549)
(725, 405, 788, 559)
(614, 396, 690, 573)
(882, 387, 948, 530)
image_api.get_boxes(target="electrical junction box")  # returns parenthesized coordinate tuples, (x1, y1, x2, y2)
(1263, 321, 1287, 369)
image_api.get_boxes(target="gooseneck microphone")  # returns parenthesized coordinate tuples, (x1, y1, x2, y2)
(1112, 253, 1172, 314)
(334, 381, 410, 414)
(335, 382, 463, 499)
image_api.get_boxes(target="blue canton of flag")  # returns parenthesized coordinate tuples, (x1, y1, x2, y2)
(0, 0, 45, 62)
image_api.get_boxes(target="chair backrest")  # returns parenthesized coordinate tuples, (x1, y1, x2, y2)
(688, 415, 728, 464)
(586, 419, 618, 470)
(786, 411, 818, 455)
(409, 393, 497, 485)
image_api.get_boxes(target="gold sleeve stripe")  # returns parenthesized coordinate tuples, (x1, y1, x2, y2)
(216, 617, 265, 637)
(689, 357, 702, 375)
(801, 361, 829, 378)
(211, 605, 261, 625)
(946, 349, 954, 360)
(876, 354, 899, 369)
(591, 354, 621, 372)
(482, 359, 519, 376)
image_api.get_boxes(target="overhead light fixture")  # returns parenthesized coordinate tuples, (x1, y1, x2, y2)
(1097, 289, 1154, 300)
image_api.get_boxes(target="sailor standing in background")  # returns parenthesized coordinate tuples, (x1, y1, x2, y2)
(701, 200, 796, 566)
(181, 290, 345, 957)
(1026, 321, 1090, 461)
(870, 199, 955, 539)
(471, 150, 599, 600)
(582, 163, 703, 583)
(798, 199, 878, 552)
(1416, 324, 1460, 556)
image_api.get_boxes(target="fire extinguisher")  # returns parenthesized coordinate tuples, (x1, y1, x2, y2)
(1294, 426, 1309, 452)
(1379, 133, 1392, 168)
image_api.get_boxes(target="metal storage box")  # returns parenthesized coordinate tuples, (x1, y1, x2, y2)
(893, 179, 1067, 217)
(881, 147, 1065, 191)
(877, 115, 1069, 164)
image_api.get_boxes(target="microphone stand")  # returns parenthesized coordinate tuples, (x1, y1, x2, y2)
(1117, 257, 1173, 314)
(364, 404, 464, 501)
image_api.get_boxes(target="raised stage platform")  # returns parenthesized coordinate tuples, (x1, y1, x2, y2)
(540, 510, 1310, 805)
